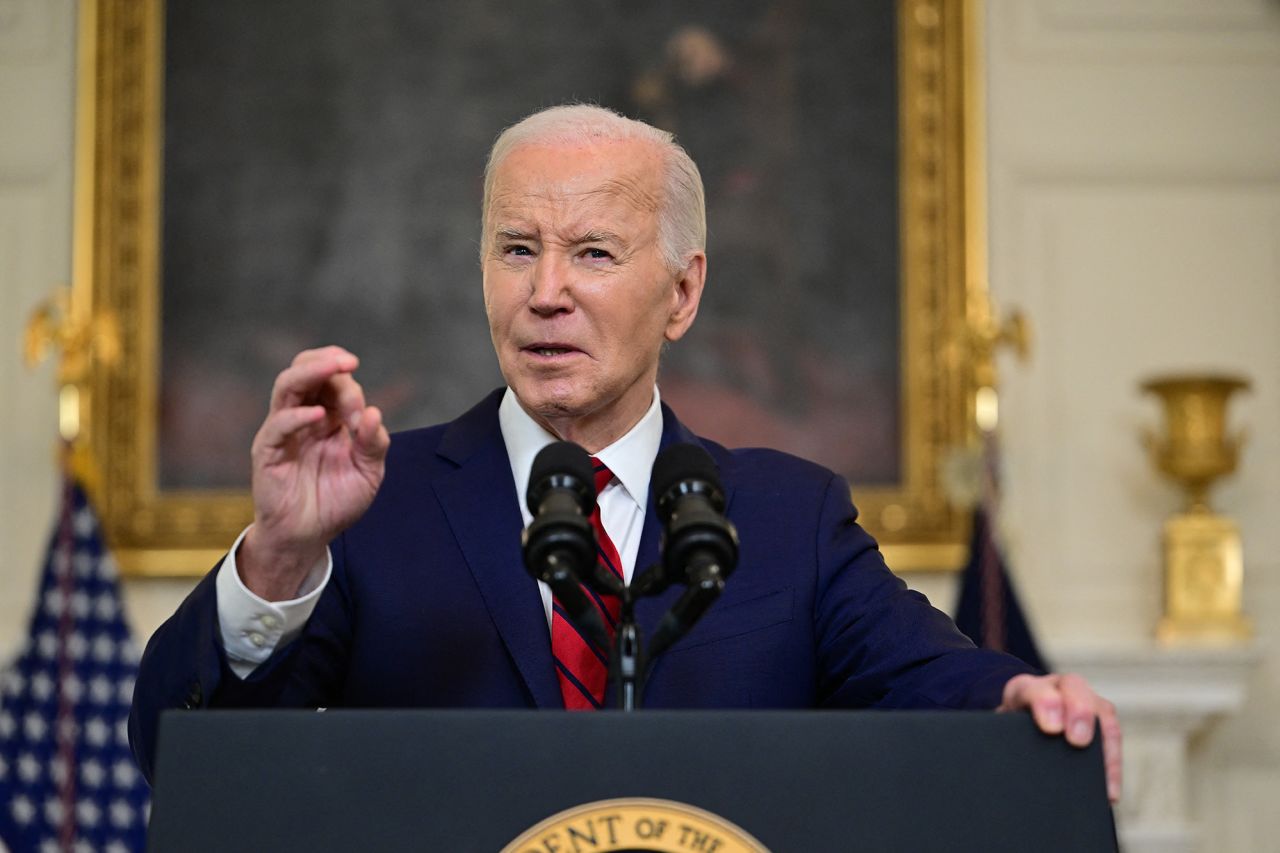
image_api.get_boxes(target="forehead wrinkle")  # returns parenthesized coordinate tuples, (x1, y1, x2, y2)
(494, 179, 656, 215)
(493, 197, 645, 240)
(584, 176, 660, 214)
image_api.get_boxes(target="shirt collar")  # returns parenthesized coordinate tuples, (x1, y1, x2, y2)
(498, 387, 663, 517)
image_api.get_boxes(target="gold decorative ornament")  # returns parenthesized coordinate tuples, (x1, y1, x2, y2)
(938, 294, 1032, 510)
(23, 285, 121, 487)
(963, 299, 1030, 433)
(1142, 374, 1252, 643)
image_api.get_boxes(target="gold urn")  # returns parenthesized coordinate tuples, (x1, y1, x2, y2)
(1142, 374, 1252, 643)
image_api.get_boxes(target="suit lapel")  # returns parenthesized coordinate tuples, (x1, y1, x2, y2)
(633, 500, 678, 642)
(432, 392, 562, 709)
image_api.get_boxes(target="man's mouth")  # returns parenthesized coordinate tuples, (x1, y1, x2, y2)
(523, 343, 581, 358)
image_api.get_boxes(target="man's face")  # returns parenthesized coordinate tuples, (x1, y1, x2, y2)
(482, 138, 703, 445)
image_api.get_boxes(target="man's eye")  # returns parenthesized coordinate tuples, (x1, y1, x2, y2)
(583, 248, 612, 260)
(504, 245, 533, 257)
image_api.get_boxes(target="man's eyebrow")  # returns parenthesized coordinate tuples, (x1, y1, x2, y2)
(493, 226, 536, 241)
(571, 229, 625, 245)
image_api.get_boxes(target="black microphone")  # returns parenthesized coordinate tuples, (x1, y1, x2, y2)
(521, 441, 610, 651)
(643, 443, 739, 658)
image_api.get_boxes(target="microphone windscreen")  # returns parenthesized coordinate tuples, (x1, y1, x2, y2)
(527, 441, 595, 514)
(651, 442, 721, 507)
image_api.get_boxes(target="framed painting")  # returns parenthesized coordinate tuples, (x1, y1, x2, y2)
(72, 0, 986, 575)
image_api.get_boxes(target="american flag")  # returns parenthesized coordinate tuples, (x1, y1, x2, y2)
(0, 479, 149, 852)
(953, 428, 1048, 673)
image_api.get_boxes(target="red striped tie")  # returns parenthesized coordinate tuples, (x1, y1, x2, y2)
(551, 458, 623, 710)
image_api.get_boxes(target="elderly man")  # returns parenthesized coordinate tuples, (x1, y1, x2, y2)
(130, 104, 1120, 798)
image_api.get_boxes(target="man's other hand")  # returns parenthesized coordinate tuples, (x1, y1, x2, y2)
(240, 346, 391, 600)
(998, 672, 1122, 803)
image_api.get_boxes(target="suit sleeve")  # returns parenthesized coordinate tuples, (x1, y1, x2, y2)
(128, 536, 356, 783)
(810, 473, 1033, 710)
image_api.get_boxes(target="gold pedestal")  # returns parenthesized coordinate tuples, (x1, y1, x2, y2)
(1143, 374, 1253, 645)
(1156, 510, 1252, 644)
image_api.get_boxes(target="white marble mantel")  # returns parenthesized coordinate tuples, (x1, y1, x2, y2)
(1055, 644, 1261, 853)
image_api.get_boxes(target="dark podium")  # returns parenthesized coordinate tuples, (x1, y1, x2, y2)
(147, 710, 1116, 852)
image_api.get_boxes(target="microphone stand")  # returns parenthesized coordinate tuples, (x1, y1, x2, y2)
(586, 564, 648, 712)
(610, 589, 644, 712)
(605, 562, 722, 712)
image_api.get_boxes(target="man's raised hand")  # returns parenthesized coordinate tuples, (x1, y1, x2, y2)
(239, 346, 391, 600)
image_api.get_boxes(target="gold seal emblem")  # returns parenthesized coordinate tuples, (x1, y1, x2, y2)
(502, 797, 770, 852)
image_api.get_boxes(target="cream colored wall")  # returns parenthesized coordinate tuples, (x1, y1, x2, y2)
(0, 0, 74, 656)
(1, 1, 1277, 847)
(984, 0, 1280, 849)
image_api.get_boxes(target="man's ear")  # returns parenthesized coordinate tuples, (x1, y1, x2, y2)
(664, 252, 706, 343)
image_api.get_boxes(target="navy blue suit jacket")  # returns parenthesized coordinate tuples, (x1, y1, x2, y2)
(129, 390, 1031, 781)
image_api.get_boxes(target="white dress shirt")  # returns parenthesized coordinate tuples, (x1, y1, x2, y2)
(215, 387, 663, 678)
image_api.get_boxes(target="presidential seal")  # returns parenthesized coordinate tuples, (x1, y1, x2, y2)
(502, 797, 770, 853)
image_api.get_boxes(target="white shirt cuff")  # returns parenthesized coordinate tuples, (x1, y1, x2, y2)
(215, 526, 332, 679)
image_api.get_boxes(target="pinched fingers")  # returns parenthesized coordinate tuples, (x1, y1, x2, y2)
(328, 372, 369, 431)
(269, 347, 362, 413)
(350, 405, 391, 465)
(291, 344, 358, 371)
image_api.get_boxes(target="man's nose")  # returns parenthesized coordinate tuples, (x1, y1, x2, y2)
(528, 252, 575, 315)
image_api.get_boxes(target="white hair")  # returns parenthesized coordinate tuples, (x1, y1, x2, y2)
(481, 104, 706, 273)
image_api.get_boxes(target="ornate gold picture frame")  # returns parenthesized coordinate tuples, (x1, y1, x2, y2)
(72, 0, 985, 576)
